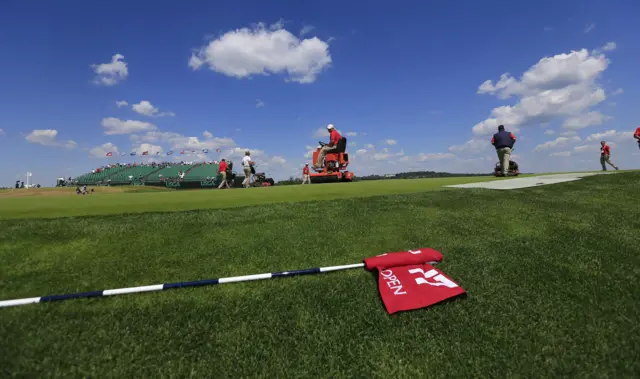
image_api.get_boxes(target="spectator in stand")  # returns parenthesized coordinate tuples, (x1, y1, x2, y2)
(600, 141, 619, 171)
(302, 163, 311, 184)
(218, 159, 230, 189)
(242, 151, 255, 188)
(634, 126, 640, 149)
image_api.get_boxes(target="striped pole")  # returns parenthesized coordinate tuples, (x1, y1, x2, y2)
(0, 261, 431, 309)
(1, 261, 440, 308)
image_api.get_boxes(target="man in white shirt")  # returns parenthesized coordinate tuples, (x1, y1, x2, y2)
(241, 151, 254, 188)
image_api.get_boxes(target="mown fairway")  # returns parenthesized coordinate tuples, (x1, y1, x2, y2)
(1, 173, 639, 377)
(0, 176, 506, 220)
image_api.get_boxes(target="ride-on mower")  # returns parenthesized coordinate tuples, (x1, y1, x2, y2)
(494, 160, 520, 176)
(310, 136, 355, 183)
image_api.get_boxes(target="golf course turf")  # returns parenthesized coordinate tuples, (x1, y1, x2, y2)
(1, 172, 639, 377)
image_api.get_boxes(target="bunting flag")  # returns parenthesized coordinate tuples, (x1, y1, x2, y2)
(103, 147, 239, 158)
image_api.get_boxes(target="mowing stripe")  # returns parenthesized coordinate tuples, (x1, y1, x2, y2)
(0, 262, 437, 309)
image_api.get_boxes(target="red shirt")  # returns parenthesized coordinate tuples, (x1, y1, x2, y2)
(219, 161, 227, 172)
(634, 127, 640, 138)
(601, 144, 610, 156)
(303, 166, 309, 174)
(330, 129, 341, 145)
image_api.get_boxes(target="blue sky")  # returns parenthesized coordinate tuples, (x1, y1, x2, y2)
(0, 0, 638, 186)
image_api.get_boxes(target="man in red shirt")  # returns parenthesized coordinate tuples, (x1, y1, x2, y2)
(634, 126, 640, 148)
(314, 124, 342, 169)
(217, 159, 230, 188)
(302, 163, 311, 184)
(600, 141, 618, 171)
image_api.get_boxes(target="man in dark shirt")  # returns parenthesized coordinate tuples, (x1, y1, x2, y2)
(491, 125, 516, 176)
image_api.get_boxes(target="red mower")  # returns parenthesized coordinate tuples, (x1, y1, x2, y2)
(310, 137, 355, 183)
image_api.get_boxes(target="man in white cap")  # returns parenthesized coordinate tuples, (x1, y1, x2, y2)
(241, 150, 255, 188)
(314, 124, 342, 169)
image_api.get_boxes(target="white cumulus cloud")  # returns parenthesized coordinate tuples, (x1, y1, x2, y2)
(473, 48, 609, 135)
(89, 142, 119, 158)
(91, 54, 128, 86)
(256, 99, 265, 108)
(562, 111, 611, 129)
(535, 136, 581, 151)
(132, 100, 175, 117)
(448, 139, 489, 153)
(102, 117, 156, 135)
(189, 21, 332, 83)
(384, 139, 397, 145)
(602, 42, 616, 51)
(115, 100, 128, 108)
(25, 129, 77, 149)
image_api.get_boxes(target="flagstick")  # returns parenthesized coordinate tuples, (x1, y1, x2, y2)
(0, 261, 440, 309)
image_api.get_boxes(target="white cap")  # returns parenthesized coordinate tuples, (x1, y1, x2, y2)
(327, 124, 334, 130)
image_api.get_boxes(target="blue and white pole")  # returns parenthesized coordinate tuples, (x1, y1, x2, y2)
(0, 263, 372, 308)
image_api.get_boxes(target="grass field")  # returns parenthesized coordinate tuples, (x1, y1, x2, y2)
(1, 172, 639, 377)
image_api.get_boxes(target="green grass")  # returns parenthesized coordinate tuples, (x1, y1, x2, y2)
(0, 176, 510, 220)
(1, 173, 639, 377)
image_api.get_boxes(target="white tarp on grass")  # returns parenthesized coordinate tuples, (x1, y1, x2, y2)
(445, 172, 612, 190)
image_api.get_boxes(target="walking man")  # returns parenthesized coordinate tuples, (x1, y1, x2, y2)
(600, 141, 619, 171)
(218, 159, 230, 189)
(241, 151, 254, 188)
(302, 163, 311, 184)
(491, 125, 516, 176)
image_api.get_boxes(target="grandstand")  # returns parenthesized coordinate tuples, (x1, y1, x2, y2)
(145, 164, 194, 184)
(74, 161, 232, 188)
(109, 165, 162, 185)
(75, 166, 127, 185)
(183, 163, 220, 180)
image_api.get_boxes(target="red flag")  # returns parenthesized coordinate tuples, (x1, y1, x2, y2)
(364, 248, 443, 270)
(180, 150, 185, 154)
(377, 264, 465, 314)
(106, 152, 113, 157)
(142, 151, 149, 155)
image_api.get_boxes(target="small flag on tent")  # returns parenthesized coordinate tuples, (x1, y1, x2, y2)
(180, 151, 185, 154)
(142, 151, 149, 155)
(106, 152, 113, 157)
(167, 151, 173, 155)
(203, 149, 208, 154)
(156, 151, 161, 155)
(191, 150, 196, 154)
(215, 148, 221, 152)
(130, 152, 136, 156)
(121, 152, 127, 156)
